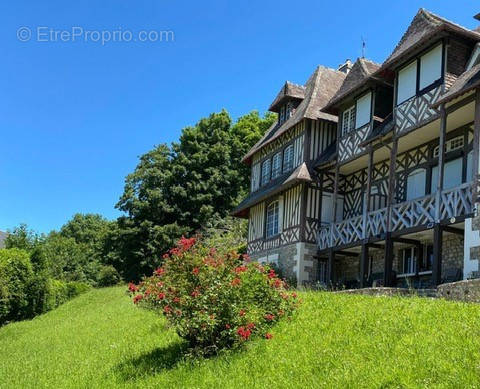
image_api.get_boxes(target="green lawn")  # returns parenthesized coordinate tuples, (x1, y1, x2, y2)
(2, 287, 480, 388)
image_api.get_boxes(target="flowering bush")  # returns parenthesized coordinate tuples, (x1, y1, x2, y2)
(128, 236, 298, 355)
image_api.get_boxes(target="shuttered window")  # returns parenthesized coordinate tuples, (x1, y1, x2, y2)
(406, 169, 426, 200)
(355, 92, 371, 129)
(283, 145, 294, 172)
(420, 44, 442, 90)
(266, 201, 279, 238)
(397, 61, 417, 104)
(271, 152, 282, 178)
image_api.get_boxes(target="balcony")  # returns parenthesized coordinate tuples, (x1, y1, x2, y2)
(317, 182, 474, 250)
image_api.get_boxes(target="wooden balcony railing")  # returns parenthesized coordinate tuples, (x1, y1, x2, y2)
(317, 182, 474, 250)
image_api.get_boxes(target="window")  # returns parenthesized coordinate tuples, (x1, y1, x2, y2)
(431, 158, 463, 193)
(266, 201, 280, 238)
(342, 105, 356, 136)
(261, 159, 271, 186)
(271, 152, 282, 179)
(401, 247, 417, 275)
(279, 106, 286, 123)
(420, 245, 433, 273)
(397, 61, 417, 104)
(318, 261, 327, 284)
(433, 136, 464, 157)
(355, 92, 372, 129)
(283, 144, 294, 172)
(397, 44, 443, 104)
(419, 44, 442, 90)
(406, 169, 426, 200)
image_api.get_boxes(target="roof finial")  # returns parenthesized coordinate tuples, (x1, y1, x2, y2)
(361, 36, 366, 58)
(474, 13, 480, 22)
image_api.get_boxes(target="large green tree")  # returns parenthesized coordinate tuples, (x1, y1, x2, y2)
(114, 110, 275, 280)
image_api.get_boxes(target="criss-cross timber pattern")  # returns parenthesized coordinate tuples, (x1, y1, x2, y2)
(366, 208, 388, 237)
(338, 125, 370, 163)
(440, 183, 473, 220)
(391, 194, 436, 231)
(331, 215, 364, 247)
(395, 86, 442, 135)
(305, 218, 320, 243)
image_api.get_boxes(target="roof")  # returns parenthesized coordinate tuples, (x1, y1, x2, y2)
(379, 9, 480, 71)
(269, 81, 306, 112)
(312, 142, 337, 170)
(232, 163, 312, 217)
(324, 58, 380, 111)
(242, 66, 345, 164)
(433, 63, 480, 107)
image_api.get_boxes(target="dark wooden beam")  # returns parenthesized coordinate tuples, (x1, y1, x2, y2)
(367, 243, 385, 250)
(359, 244, 369, 288)
(442, 226, 464, 236)
(473, 88, 480, 201)
(445, 92, 475, 114)
(391, 237, 422, 246)
(335, 250, 359, 257)
(435, 105, 447, 222)
(383, 233, 394, 286)
(432, 225, 443, 286)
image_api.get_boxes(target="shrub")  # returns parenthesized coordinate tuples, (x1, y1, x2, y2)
(129, 237, 298, 355)
(45, 279, 90, 310)
(97, 265, 121, 287)
(0, 249, 34, 325)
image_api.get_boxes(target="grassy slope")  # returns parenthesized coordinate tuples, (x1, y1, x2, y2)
(1, 287, 480, 389)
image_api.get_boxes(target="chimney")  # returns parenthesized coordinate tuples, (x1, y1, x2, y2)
(474, 13, 480, 21)
(338, 59, 353, 74)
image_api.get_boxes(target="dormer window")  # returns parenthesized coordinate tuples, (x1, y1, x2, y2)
(283, 144, 294, 172)
(342, 106, 356, 136)
(355, 92, 372, 129)
(396, 43, 443, 105)
(279, 106, 286, 123)
(261, 159, 271, 186)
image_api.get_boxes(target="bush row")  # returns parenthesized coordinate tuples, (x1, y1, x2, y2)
(0, 248, 90, 326)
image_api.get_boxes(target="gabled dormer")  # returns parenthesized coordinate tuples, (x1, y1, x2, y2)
(269, 81, 305, 125)
(323, 58, 393, 164)
(376, 8, 480, 136)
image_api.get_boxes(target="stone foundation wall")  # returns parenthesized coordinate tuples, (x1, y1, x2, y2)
(437, 278, 480, 302)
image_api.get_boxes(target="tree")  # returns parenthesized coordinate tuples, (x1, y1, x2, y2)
(5, 224, 43, 251)
(114, 110, 274, 280)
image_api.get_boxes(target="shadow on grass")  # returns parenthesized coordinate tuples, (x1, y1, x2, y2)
(115, 342, 188, 381)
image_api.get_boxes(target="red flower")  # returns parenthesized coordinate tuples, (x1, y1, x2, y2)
(237, 326, 252, 340)
(267, 269, 276, 279)
(231, 278, 241, 286)
(242, 253, 251, 263)
(173, 297, 181, 303)
(273, 279, 283, 288)
(264, 313, 275, 321)
(156, 281, 164, 288)
(178, 236, 196, 251)
(192, 267, 199, 275)
(133, 294, 143, 304)
(191, 290, 200, 297)
(246, 322, 255, 330)
(162, 253, 169, 259)
(291, 292, 297, 299)
(163, 305, 172, 314)
(239, 309, 246, 316)
(128, 282, 138, 292)
(265, 333, 273, 340)
(154, 267, 165, 276)
(234, 265, 247, 274)
(157, 292, 166, 300)
(225, 324, 231, 329)
(169, 247, 180, 256)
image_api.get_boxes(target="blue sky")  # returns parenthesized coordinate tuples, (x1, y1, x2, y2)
(0, 1, 478, 233)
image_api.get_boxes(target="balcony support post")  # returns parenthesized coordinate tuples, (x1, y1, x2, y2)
(432, 224, 443, 286)
(383, 233, 394, 286)
(435, 104, 447, 222)
(327, 249, 335, 288)
(363, 147, 374, 239)
(331, 164, 340, 246)
(473, 88, 480, 201)
(360, 243, 369, 288)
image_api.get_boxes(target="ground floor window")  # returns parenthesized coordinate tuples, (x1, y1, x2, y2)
(318, 261, 327, 284)
(420, 244, 433, 272)
(401, 247, 417, 274)
(400, 244, 433, 274)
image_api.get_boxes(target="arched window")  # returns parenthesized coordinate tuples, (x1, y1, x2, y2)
(406, 169, 426, 200)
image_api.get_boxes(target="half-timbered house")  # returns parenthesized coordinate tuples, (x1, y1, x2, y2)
(235, 8, 480, 288)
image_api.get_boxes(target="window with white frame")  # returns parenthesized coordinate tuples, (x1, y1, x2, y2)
(397, 43, 443, 105)
(266, 201, 280, 238)
(283, 144, 294, 172)
(406, 168, 426, 200)
(421, 245, 433, 273)
(271, 152, 282, 179)
(401, 247, 417, 275)
(433, 136, 464, 157)
(355, 92, 372, 129)
(261, 159, 271, 186)
(279, 105, 286, 123)
(342, 105, 356, 136)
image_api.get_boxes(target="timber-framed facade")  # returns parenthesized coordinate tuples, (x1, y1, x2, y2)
(234, 9, 480, 288)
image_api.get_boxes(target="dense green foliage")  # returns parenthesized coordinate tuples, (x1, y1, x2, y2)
(2, 287, 480, 388)
(0, 248, 89, 325)
(113, 110, 275, 280)
(130, 236, 297, 355)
